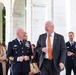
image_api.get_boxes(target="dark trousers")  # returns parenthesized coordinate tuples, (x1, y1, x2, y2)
(0, 63, 3, 75)
(41, 59, 60, 75)
(65, 61, 76, 75)
(6, 62, 10, 75)
(12, 72, 29, 75)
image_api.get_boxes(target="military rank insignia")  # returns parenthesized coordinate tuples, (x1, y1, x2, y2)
(13, 45, 17, 47)
(9, 56, 14, 61)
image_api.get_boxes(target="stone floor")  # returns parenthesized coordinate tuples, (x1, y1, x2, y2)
(8, 68, 74, 75)
(61, 69, 73, 75)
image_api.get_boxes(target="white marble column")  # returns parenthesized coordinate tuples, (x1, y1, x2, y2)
(46, 0, 53, 21)
(66, 0, 71, 35)
(5, 0, 11, 45)
(26, 0, 32, 41)
(0, 9, 2, 41)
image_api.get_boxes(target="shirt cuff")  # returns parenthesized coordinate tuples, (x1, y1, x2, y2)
(17, 57, 20, 61)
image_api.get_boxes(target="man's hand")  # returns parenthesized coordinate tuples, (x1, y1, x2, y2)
(19, 56, 24, 62)
(59, 63, 64, 70)
(23, 56, 29, 61)
(42, 47, 48, 53)
(67, 51, 74, 56)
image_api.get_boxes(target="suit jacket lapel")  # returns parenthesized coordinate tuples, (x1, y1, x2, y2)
(53, 33, 58, 51)
(43, 33, 47, 47)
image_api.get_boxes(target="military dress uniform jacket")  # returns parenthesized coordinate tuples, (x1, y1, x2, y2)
(66, 41, 76, 67)
(6, 39, 33, 73)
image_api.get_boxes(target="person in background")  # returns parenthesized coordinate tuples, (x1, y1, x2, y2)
(0, 42, 3, 75)
(31, 44, 35, 55)
(23, 32, 28, 41)
(0, 42, 6, 75)
(5, 43, 12, 75)
(65, 32, 76, 75)
(31, 44, 40, 75)
(7, 28, 32, 75)
(23, 32, 34, 75)
(2, 44, 6, 50)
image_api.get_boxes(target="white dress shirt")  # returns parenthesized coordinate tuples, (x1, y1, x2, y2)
(17, 38, 22, 44)
(45, 32, 54, 58)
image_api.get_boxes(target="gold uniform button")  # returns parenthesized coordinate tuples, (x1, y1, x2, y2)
(22, 47, 23, 49)
(27, 51, 29, 53)
(15, 51, 17, 53)
(22, 51, 24, 53)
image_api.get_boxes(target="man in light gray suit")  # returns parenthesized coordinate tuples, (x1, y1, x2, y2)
(35, 21, 66, 75)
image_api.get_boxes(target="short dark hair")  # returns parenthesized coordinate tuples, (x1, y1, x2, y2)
(32, 44, 35, 47)
(68, 31, 74, 35)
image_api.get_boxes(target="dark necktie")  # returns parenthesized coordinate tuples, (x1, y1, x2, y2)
(71, 42, 73, 46)
(20, 41, 23, 46)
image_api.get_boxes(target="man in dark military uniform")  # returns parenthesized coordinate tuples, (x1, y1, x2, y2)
(7, 28, 32, 75)
(65, 31, 76, 75)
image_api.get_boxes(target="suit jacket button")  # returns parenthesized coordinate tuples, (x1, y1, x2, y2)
(27, 51, 29, 53)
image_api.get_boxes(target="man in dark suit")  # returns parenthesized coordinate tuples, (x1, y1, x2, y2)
(65, 32, 76, 75)
(6, 28, 32, 75)
(35, 21, 66, 75)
